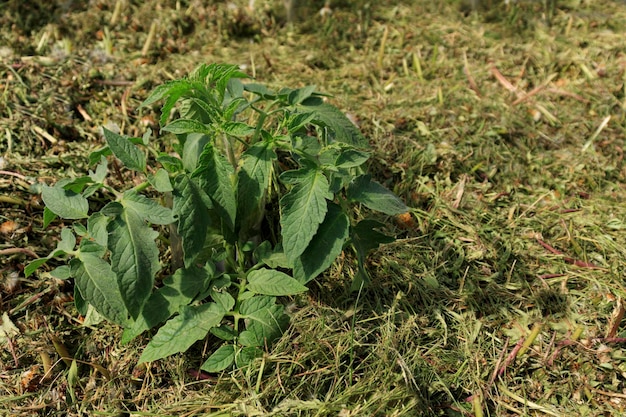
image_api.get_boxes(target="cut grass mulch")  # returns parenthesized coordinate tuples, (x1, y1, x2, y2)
(1, 0, 626, 415)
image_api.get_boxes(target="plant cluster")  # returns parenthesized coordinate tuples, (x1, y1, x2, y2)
(28, 63, 407, 370)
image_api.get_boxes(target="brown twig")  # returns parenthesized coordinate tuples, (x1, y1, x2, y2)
(0, 247, 39, 258)
(498, 338, 524, 376)
(535, 238, 604, 269)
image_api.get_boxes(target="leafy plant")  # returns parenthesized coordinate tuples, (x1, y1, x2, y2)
(28, 63, 407, 370)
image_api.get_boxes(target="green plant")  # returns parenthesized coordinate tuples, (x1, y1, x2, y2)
(27, 63, 407, 370)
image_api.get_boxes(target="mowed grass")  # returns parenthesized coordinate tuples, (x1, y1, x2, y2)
(1, 0, 626, 415)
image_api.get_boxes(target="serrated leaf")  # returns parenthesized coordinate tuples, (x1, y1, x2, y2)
(122, 264, 215, 343)
(148, 168, 173, 192)
(235, 346, 263, 368)
(122, 190, 174, 225)
(287, 111, 317, 134)
(247, 269, 307, 296)
(193, 144, 236, 231)
(87, 212, 109, 247)
(336, 149, 371, 168)
(139, 303, 225, 363)
(223, 96, 248, 121)
(238, 303, 288, 347)
(236, 142, 275, 236)
(222, 121, 255, 138)
(240, 295, 276, 317)
(172, 174, 213, 268)
(182, 133, 212, 172)
(107, 206, 160, 319)
(347, 175, 408, 215)
(162, 119, 211, 135)
(293, 203, 349, 283)
(157, 154, 184, 172)
(139, 79, 194, 109)
(179, 97, 219, 124)
(72, 256, 128, 326)
(299, 100, 367, 147)
(279, 168, 332, 263)
(210, 325, 236, 341)
(253, 242, 291, 269)
(288, 85, 317, 105)
(201, 344, 235, 373)
(42, 184, 89, 219)
(102, 128, 146, 172)
(211, 290, 235, 312)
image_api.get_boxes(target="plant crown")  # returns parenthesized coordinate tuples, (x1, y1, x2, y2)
(28, 63, 407, 370)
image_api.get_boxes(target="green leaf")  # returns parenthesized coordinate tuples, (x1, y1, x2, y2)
(148, 169, 173, 192)
(247, 269, 307, 296)
(193, 144, 236, 231)
(162, 119, 211, 135)
(172, 174, 213, 267)
(102, 128, 146, 172)
(236, 142, 275, 236)
(122, 264, 215, 343)
(179, 97, 219, 124)
(157, 154, 184, 172)
(223, 96, 248, 121)
(139, 303, 226, 363)
(336, 149, 371, 168)
(244, 82, 276, 99)
(42, 206, 57, 228)
(253, 242, 291, 269)
(42, 184, 89, 219)
(140, 79, 194, 109)
(293, 203, 349, 283)
(87, 212, 110, 247)
(239, 302, 288, 347)
(299, 100, 367, 147)
(222, 121, 255, 138)
(279, 168, 332, 263)
(72, 256, 128, 326)
(107, 206, 160, 319)
(182, 133, 212, 172)
(287, 111, 317, 134)
(240, 295, 275, 316)
(24, 258, 49, 278)
(89, 156, 108, 183)
(211, 290, 235, 312)
(122, 190, 175, 225)
(210, 325, 236, 341)
(88, 146, 112, 166)
(288, 85, 317, 105)
(50, 265, 71, 280)
(235, 346, 263, 368)
(56, 227, 77, 253)
(347, 175, 408, 215)
(201, 344, 235, 373)
(349, 219, 395, 291)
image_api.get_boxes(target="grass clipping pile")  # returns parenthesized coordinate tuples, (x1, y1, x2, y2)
(1, 0, 626, 416)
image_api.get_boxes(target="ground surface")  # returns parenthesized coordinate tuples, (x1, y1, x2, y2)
(1, 0, 626, 416)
